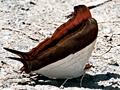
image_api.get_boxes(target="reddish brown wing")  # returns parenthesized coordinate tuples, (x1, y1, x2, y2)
(26, 5, 92, 58)
(23, 18, 98, 73)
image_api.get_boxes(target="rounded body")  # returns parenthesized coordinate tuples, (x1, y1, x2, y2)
(34, 40, 95, 79)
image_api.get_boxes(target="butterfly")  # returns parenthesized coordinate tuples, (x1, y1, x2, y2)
(4, 5, 98, 84)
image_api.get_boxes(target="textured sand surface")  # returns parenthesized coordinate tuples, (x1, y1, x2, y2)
(0, 0, 120, 90)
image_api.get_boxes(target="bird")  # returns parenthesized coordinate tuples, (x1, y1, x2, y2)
(4, 5, 98, 86)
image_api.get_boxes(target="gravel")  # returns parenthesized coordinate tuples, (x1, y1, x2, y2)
(0, 0, 120, 90)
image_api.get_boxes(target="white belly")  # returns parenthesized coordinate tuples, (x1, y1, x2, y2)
(33, 40, 96, 79)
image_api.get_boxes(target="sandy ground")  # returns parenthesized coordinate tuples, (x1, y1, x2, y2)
(0, 0, 120, 90)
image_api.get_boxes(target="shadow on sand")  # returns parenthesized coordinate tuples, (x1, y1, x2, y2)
(19, 72, 120, 90)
